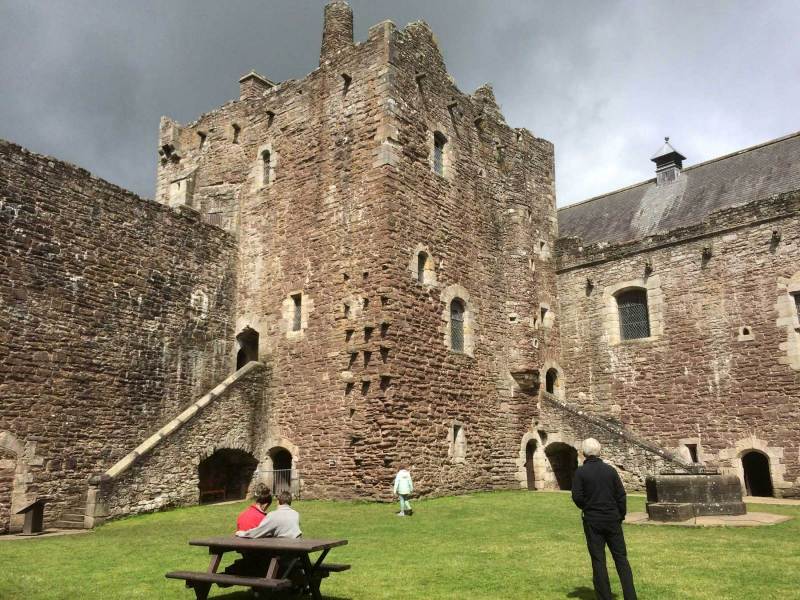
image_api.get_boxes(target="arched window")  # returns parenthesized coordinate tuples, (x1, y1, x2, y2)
(417, 252, 428, 283)
(545, 368, 558, 394)
(433, 131, 447, 176)
(450, 298, 465, 353)
(616, 288, 651, 340)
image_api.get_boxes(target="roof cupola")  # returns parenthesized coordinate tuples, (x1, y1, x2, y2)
(651, 137, 686, 185)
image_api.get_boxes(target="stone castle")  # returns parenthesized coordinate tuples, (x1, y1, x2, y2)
(1, 3, 798, 533)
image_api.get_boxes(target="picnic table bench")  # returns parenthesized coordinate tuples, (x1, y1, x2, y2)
(166, 536, 349, 600)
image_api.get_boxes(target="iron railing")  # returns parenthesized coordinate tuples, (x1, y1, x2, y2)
(259, 469, 301, 499)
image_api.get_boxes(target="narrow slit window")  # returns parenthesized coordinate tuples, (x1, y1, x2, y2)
(545, 368, 558, 394)
(232, 124, 241, 144)
(262, 150, 271, 185)
(450, 298, 465, 353)
(617, 289, 650, 340)
(417, 252, 428, 283)
(433, 131, 447, 176)
(291, 294, 302, 332)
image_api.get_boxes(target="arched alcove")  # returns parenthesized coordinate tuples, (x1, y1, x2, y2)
(198, 448, 258, 504)
(268, 447, 293, 494)
(742, 451, 774, 497)
(236, 327, 259, 370)
(0, 448, 16, 534)
(545, 442, 578, 490)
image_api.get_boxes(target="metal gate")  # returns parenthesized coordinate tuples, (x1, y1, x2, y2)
(260, 469, 301, 499)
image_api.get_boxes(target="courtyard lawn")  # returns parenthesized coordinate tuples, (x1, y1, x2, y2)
(1, 492, 798, 600)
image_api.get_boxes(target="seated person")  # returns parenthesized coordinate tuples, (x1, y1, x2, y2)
(236, 490, 301, 539)
(236, 485, 272, 531)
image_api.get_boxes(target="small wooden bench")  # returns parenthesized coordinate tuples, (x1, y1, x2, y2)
(166, 570, 291, 599)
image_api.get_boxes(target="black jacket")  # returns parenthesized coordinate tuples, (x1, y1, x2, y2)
(571, 457, 627, 522)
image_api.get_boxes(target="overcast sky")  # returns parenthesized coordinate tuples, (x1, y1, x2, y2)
(1, 1, 798, 206)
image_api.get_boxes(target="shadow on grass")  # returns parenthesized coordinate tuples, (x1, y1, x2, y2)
(567, 586, 617, 599)
(210, 592, 350, 600)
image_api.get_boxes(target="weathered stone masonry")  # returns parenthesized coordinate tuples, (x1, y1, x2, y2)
(4, 2, 800, 531)
(0, 140, 238, 531)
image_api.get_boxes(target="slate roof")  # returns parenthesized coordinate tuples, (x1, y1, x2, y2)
(558, 132, 800, 246)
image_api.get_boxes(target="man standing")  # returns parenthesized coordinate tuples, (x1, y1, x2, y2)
(571, 438, 637, 600)
(393, 467, 414, 516)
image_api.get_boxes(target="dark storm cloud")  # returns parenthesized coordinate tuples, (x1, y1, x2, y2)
(1, 1, 798, 205)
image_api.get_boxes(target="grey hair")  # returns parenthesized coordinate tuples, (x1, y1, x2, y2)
(582, 438, 602, 457)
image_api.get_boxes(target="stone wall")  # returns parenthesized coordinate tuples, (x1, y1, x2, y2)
(0, 140, 238, 529)
(366, 20, 558, 496)
(96, 364, 266, 521)
(557, 191, 800, 497)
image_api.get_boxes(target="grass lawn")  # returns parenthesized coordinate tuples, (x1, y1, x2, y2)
(1, 491, 798, 599)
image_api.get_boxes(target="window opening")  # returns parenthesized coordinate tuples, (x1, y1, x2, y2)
(417, 252, 428, 283)
(232, 124, 241, 144)
(545, 368, 558, 394)
(450, 298, 465, 353)
(685, 444, 699, 463)
(793, 293, 800, 322)
(291, 294, 302, 332)
(341, 73, 352, 95)
(261, 149, 271, 185)
(433, 132, 446, 176)
(617, 289, 651, 340)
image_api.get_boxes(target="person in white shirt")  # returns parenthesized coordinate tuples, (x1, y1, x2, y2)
(236, 490, 302, 538)
(393, 468, 414, 516)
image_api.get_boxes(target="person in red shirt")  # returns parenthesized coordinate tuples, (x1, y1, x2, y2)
(236, 485, 272, 531)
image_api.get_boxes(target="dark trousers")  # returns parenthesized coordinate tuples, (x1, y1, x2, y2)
(582, 519, 637, 600)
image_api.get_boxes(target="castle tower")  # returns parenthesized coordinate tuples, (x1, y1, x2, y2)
(153, 4, 557, 499)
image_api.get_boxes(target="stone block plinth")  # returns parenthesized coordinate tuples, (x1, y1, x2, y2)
(646, 472, 746, 521)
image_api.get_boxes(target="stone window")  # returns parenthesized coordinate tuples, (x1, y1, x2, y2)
(341, 73, 352, 96)
(450, 299, 465, 353)
(793, 293, 800, 323)
(448, 422, 466, 462)
(291, 294, 302, 332)
(254, 143, 276, 189)
(409, 246, 437, 286)
(545, 368, 558, 394)
(603, 277, 663, 345)
(417, 252, 428, 283)
(189, 289, 209, 320)
(261, 150, 272, 185)
(433, 131, 447, 177)
(616, 288, 651, 341)
(441, 285, 476, 356)
(283, 292, 312, 339)
(232, 123, 241, 144)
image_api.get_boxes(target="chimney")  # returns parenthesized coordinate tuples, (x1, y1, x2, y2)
(651, 137, 686, 185)
(320, 2, 354, 64)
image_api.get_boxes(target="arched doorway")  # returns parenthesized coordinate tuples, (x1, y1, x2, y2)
(742, 451, 773, 497)
(545, 442, 578, 490)
(525, 440, 537, 491)
(198, 449, 258, 504)
(268, 448, 293, 494)
(236, 327, 259, 369)
(0, 448, 16, 534)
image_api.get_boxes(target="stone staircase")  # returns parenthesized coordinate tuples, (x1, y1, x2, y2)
(53, 494, 88, 530)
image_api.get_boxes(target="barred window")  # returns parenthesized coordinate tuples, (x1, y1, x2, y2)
(450, 298, 465, 353)
(291, 294, 302, 332)
(433, 131, 446, 176)
(616, 289, 651, 340)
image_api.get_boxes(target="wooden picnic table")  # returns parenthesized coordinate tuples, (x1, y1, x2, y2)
(166, 536, 349, 600)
